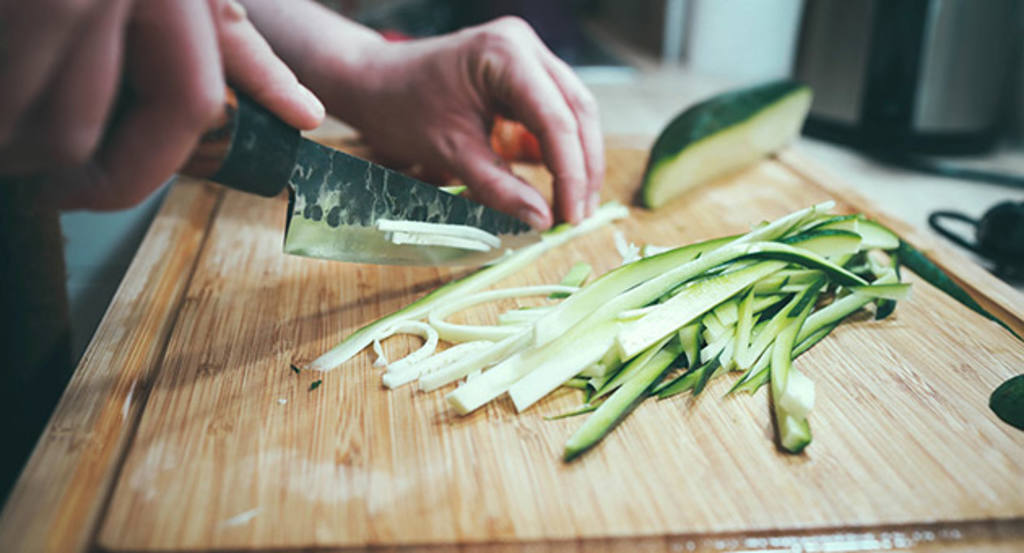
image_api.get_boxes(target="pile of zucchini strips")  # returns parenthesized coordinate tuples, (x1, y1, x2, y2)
(308, 202, 909, 461)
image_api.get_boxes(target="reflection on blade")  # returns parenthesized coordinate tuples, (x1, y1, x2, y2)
(283, 139, 537, 266)
(284, 214, 541, 266)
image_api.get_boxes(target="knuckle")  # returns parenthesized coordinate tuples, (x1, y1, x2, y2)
(492, 15, 531, 34)
(474, 16, 534, 51)
(545, 111, 578, 138)
(571, 90, 599, 116)
(180, 85, 226, 130)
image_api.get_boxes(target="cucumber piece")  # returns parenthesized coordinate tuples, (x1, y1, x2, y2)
(770, 282, 823, 453)
(734, 289, 756, 370)
(593, 336, 673, 400)
(678, 322, 701, 368)
(848, 282, 911, 301)
(618, 241, 865, 360)
(564, 339, 684, 461)
(550, 261, 592, 299)
(897, 240, 1021, 340)
(990, 374, 1024, 431)
(536, 202, 835, 347)
(642, 80, 812, 208)
(813, 216, 900, 250)
(309, 202, 628, 372)
(656, 356, 721, 399)
(562, 377, 590, 390)
(533, 235, 733, 346)
(617, 261, 787, 359)
(781, 229, 863, 259)
(546, 402, 600, 421)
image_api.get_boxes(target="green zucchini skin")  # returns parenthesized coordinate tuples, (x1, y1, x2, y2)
(990, 374, 1024, 431)
(642, 80, 812, 208)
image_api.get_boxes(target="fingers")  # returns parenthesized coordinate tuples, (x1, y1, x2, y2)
(446, 131, 552, 230)
(54, 0, 227, 209)
(30, 0, 130, 168)
(0, 0, 131, 173)
(0, 0, 95, 145)
(210, 0, 324, 130)
(471, 17, 596, 224)
(538, 53, 604, 214)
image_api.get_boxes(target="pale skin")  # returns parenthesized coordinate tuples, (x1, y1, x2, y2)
(0, 0, 603, 229)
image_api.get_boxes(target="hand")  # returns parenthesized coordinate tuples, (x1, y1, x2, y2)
(0, 0, 324, 210)
(320, 17, 604, 229)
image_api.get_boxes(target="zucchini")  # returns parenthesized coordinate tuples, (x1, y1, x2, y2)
(896, 240, 1021, 340)
(770, 280, 824, 453)
(564, 338, 684, 461)
(990, 374, 1024, 431)
(642, 80, 812, 208)
(307, 202, 628, 371)
(550, 262, 592, 298)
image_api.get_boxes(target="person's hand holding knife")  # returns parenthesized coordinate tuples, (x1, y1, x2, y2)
(0, 0, 602, 230)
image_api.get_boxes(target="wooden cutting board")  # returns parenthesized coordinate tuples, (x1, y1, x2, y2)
(3, 138, 1023, 553)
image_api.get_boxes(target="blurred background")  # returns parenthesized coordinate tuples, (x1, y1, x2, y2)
(62, 0, 1024, 364)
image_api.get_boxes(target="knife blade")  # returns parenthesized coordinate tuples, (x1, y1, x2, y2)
(181, 89, 538, 266)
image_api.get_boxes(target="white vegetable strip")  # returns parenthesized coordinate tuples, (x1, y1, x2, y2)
(454, 321, 620, 414)
(497, 306, 553, 325)
(613, 230, 641, 265)
(387, 231, 492, 252)
(418, 330, 532, 391)
(372, 321, 438, 373)
(376, 219, 502, 249)
(372, 338, 387, 367)
(381, 341, 493, 389)
(307, 202, 628, 372)
(428, 285, 577, 342)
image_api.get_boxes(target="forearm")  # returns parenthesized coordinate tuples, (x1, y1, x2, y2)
(239, 0, 386, 125)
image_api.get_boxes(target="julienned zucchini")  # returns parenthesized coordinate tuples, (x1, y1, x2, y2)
(309, 203, 955, 461)
(642, 80, 812, 208)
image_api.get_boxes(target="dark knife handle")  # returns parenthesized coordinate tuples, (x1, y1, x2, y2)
(180, 88, 301, 197)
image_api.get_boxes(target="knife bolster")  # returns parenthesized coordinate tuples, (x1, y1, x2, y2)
(181, 89, 300, 198)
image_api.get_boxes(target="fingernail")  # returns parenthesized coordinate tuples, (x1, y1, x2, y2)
(588, 191, 600, 213)
(296, 83, 325, 122)
(518, 206, 549, 230)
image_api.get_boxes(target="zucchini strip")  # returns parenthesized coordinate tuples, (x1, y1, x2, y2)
(382, 341, 493, 389)
(371, 321, 438, 371)
(550, 262, 592, 298)
(564, 338, 683, 461)
(592, 335, 674, 400)
(307, 202, 628, 372)
(376, 219, 502, 249)
(418, 330, 532, 391)
(427, 285, 577, 342)
(770, 281, 824, 453)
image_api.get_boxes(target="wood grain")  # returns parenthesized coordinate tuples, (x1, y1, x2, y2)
(95, 148, 1024, 552)
(0, 180, 221, 553)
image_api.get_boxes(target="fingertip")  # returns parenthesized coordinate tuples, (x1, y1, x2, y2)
(294, 83, 325, 129)
(517, 200, 552, 230)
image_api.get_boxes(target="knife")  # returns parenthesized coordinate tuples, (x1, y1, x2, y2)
(180, 88, 537, 266)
